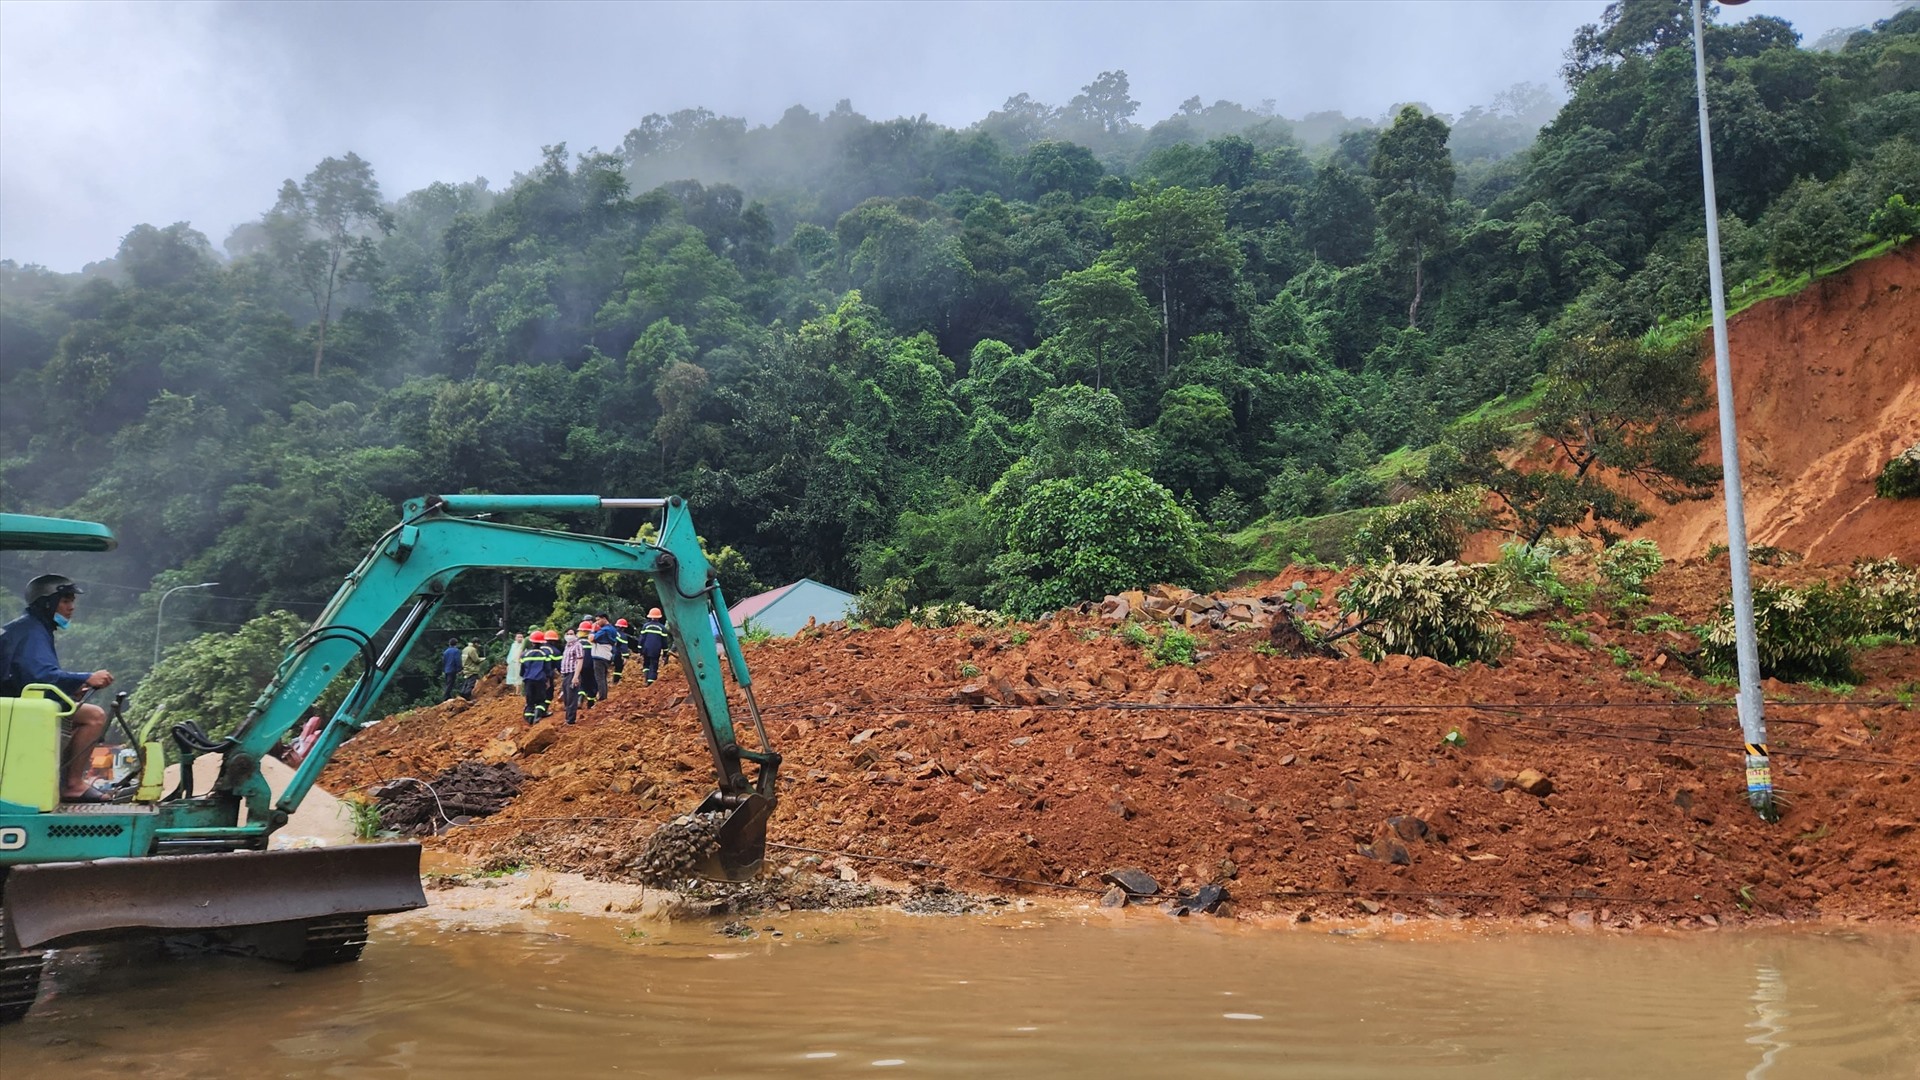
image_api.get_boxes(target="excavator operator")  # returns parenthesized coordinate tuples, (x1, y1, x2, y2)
(0, 574, 116, 801)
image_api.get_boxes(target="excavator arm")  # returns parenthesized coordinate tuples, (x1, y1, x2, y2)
(217, 494, 777, 859)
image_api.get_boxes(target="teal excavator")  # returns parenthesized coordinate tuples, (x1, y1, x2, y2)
(0, 495, 779, 1022)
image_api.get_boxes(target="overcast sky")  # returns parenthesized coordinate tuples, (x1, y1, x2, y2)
(0, 0, 1902, 271)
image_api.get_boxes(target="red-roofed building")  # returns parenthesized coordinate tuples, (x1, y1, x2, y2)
(727, 578, 857, 636)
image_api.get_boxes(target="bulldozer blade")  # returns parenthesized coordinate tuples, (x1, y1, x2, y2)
(689, 792, 773, 882)
(2, 844, 425, 951)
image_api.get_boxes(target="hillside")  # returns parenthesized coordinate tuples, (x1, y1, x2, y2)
(1632, 245, 1920, 562)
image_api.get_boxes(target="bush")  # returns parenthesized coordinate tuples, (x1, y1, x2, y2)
(1877, 445, 1920, 500)
(1490, 539, 1593, 615)
(1598, 538, 1664, 605)
(1150, 626, 1200, 667)
(1702, 582, 1860, 683)
(851, 576, 911, 628)
(909, 600, 1008, 629)
(1345, 486, 1491, 564)
(1852, 557, 1919, 641)
(1337, 561, 1510, 665)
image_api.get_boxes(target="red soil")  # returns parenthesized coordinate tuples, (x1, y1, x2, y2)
(327, 565, 1919, 930)
(1636, 244, 1919, 563)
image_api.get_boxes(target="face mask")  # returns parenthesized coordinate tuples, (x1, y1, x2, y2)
(53, 613, 70, 629)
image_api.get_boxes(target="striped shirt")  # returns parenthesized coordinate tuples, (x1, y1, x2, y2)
(560, 639, 583, 676)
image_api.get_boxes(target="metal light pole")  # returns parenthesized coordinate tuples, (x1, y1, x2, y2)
(154, 581, 219, 667)
(1692, 0, 1774, 822)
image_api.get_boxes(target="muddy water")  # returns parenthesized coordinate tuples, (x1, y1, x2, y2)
(5, 913, 1917, 1078)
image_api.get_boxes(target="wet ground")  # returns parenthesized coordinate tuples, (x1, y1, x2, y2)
(5, 906, 1916, 1078)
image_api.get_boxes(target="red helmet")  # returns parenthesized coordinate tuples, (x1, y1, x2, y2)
(648, 607, 663, 619)
(616, 618, 629, 627)
(578, 621, 593, 631)
(528, 631, 545, 643)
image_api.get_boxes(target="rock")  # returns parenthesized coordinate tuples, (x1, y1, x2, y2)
(1166, 883, 1227, 916)
(907, 810, 939, 826)
(1358, 840, 1411, 865)
(1099, 885, 1130, 909)
(1514, 769, 1554, 797)
(1328, 795, 1358, 810)
(1388, 815, 1430, 842)
(1101, 867, 1160, 896)
(1356, 899, 1382, 915)
(850, 728, 879, 744)
(517, 725, 562, 755)
(1567, 910, 1596, 931)
(1214, 793, 1255, 814)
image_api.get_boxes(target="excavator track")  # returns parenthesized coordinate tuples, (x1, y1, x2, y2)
(294, 916, 370, 969)
(0, 898, 47, 1024)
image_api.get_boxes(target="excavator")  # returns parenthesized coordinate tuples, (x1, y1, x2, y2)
(0, 494, 779, 1022)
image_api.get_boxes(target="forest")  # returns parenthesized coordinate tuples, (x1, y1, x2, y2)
(1, 0, 1916, 704)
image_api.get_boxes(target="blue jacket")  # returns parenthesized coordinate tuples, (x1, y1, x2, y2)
(441, 645, 461, 675)
(592, 625, 620, 656)
(0, 610, 91, 697)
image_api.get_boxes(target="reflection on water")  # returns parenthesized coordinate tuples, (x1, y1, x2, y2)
(3, 912, 1916, 1078)
(1746, 963, 1790, 1080)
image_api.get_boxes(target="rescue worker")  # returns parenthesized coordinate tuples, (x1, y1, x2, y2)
(439, 636, 462, 700)
(576, 620, 601, 708)
(518, 631, 554, 724)
(459, 639, 485, 699)
(558, 629, 585, 725)
(611, 617, 632, 684)
(0, 574, 116, 801)
(637, 607, 671, 686)
(590, 614, 619, 701)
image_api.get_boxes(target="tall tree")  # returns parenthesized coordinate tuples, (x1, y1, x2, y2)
(265, 152, 394, 377)
(1105, 187, 1244, 375)
(1371, 107, 1456, 327)
(1037, 262, 1156, 391)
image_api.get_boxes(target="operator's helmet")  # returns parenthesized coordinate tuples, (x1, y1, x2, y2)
(648, 607, 663, 619)
(25, 574, 81, 607)
(615, 618, 629, 628)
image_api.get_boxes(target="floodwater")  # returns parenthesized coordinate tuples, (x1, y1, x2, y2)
(4, 911, 1917, 1078)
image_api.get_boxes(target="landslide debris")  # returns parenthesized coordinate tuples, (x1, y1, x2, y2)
(373, 761, 524, 835)
(328, 564, 1920, 929)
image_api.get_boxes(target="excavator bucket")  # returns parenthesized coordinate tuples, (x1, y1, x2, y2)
(688, 791, 773, 882)
(1, 844, 425, 952)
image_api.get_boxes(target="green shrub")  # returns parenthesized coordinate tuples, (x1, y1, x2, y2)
(910, 600, 1007, 628)
(1119, 621, 1153, 647)
(1491, 540, 1592, 615)
(1150, 626, 1200, 667)
(1337, 561, 1510, 665)
(1851, 557, 1919, 641)
(1877, 445, 1920, 500)
(1703, 581, 1860, 682)
(1345, 486, 1491, 564)
(1598, 538, 1664, 604)
(851, 576, 911, 627)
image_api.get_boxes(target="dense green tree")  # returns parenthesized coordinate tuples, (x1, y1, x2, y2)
(263, 152, 394, 376)
(1106, 186, 1245, 374)
(1371, 106, 1457, 327)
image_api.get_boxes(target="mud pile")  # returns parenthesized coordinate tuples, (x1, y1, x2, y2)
(372, 761, 523, 835)
(328, 561, 1919, 928)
